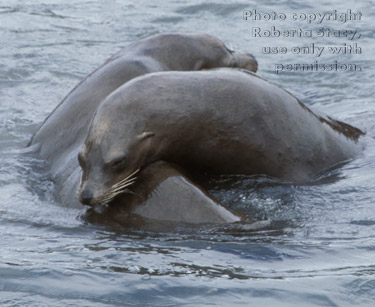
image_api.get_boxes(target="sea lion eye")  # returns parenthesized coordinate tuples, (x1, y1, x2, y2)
(110, 156, 126, 169)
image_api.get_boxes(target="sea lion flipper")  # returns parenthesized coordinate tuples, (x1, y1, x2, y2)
(132, 169, 241, 224)
(92, 161, 241, 226)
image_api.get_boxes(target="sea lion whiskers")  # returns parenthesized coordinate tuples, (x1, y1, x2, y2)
(98, 188, 132, 204)
(110, 177, 137, 193)
(97, 184, 134, 204)
(111, 169, 140, 189)
(95, 169, 140, 204)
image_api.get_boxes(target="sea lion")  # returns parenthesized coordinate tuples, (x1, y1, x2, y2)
(28, 33, 258, 208)
(78, 69, 364, 207)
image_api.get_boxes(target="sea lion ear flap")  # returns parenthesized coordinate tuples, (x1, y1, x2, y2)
(137, 131, 156, 140)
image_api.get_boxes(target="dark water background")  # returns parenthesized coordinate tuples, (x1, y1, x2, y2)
(1, 0, 375, 306)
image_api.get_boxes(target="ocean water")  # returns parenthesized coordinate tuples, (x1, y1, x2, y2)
(1, 0, 375, 306)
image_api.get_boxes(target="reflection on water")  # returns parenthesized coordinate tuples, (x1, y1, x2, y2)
(1, 0, 375, 306)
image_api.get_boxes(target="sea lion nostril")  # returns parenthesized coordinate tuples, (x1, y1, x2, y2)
(80, 190, 93, 205)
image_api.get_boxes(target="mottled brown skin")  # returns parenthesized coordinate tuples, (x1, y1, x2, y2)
(27, 33, 258, 210)
(78, 69, 364, 207)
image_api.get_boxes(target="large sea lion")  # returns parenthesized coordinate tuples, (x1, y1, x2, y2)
(28, 33, 258, 209)
(78, 69, 364, 208)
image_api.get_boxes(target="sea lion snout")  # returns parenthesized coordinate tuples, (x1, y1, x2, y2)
(79, 189, 94, 206)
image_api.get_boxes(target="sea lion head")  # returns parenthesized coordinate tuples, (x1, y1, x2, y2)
(77, 100, 158, 207)
(231, 49, 258, 73)
(199, 34, 258, 73)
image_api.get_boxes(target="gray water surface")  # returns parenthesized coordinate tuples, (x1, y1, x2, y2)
(1, 0, 375, 306)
